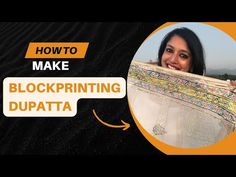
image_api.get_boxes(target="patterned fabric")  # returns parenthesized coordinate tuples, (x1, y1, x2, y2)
(128, 61, 236, 148)
(128, 61, 236, 124)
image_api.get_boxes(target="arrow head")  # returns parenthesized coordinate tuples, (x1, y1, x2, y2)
(121, 120, 130, 131)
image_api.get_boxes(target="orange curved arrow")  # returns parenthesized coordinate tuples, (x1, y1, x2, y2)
(92, 109, 130, 131)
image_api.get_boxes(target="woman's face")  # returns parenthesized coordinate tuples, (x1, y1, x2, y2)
(161, 35, 192, 72)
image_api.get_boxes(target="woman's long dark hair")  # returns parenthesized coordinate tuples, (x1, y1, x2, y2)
(158, 27, 205, 75)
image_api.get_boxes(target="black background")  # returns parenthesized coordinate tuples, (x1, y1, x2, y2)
(0, 22, 165, 155)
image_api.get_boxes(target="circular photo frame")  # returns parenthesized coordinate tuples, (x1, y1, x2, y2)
(127, 22, 236, 154)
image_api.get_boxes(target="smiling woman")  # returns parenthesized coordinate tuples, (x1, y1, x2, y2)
(157, 27, 205, 75)
(127, 23, 236, 150)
